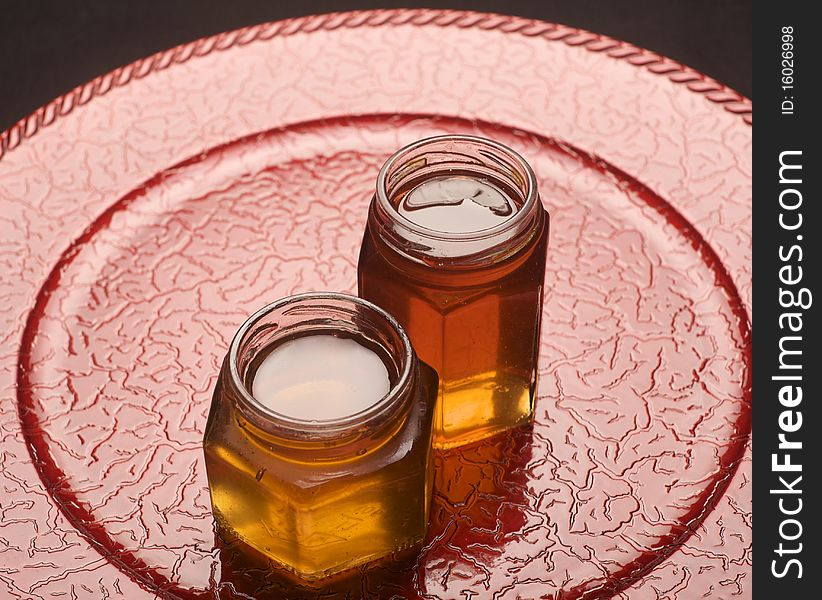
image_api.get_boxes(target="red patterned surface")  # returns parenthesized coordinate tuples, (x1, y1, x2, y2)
(1, 10, 751, 599)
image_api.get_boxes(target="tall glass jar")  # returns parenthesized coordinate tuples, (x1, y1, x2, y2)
(358, 135, 549, 449)
(203, 292, 437, 580)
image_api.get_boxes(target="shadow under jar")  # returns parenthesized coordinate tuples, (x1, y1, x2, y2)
(202, 293, 437, 580)
(358, 135, 549, 449)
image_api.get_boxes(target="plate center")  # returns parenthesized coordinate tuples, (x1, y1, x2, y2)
(18, 115, 750, 599)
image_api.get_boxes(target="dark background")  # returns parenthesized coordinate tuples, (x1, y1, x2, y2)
(1, 0, 751, 131)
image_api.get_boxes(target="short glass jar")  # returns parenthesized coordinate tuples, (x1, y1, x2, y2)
(203, 292, 437, 580)
(358, 135, 549, 448)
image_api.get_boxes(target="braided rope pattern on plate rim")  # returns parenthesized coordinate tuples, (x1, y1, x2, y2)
(0, 9, 752, 161)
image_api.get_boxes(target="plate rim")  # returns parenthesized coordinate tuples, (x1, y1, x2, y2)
(0, 8, 752, 162)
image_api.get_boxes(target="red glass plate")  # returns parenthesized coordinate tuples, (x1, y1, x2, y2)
(0, 10, 751, 600)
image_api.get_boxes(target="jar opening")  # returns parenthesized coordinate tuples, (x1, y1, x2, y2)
(373, 135, 540, 262)
(244, 330, 395, 422)
(227, 292, 415, 441)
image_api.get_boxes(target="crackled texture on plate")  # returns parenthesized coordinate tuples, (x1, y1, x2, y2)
(1, 10, 750, 600)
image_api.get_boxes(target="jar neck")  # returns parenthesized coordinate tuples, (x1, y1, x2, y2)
(223, 362, 418, 463)
(371, 135, 542, 268)
(221, 293, 418, 462)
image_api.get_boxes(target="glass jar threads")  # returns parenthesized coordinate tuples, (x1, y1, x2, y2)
(202, 292, 437, 580)
(358, 135, 549, 449)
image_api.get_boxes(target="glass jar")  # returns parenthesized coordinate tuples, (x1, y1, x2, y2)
(358, 135, 549, 449)
(202, 292, 437, 580)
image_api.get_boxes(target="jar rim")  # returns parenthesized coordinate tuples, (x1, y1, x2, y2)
(227, 292, 415, 438)
(375, 134, 540, 247)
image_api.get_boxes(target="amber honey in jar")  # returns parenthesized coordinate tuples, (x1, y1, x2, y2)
(202, 292, 437, 580)
(358, 135, 549, 449)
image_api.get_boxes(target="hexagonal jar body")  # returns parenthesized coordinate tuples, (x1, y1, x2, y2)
(203, 293, 437, 580)
(358, 136, 549, 449)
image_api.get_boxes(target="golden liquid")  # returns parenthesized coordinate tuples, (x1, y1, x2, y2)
(359, 175, 548, 448)
(203, 360, 436, 580)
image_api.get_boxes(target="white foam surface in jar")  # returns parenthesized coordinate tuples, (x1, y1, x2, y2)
(398, 175, 517, 233)
(251, 335, 390, 421)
